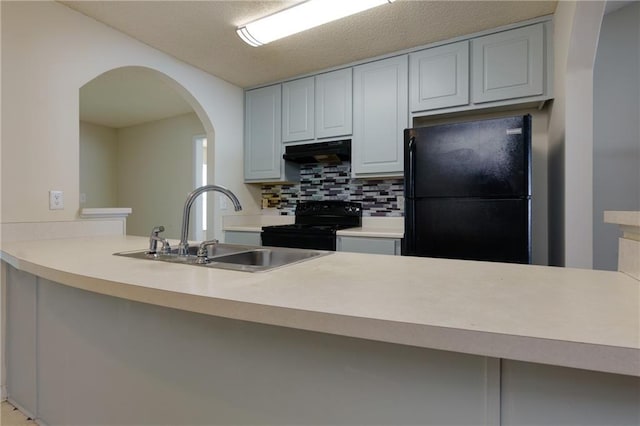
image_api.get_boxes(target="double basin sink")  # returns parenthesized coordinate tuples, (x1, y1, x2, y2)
(115, 243, 329, 273)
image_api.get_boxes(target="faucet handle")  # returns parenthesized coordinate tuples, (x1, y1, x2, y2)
(195, 239, 219, 264)
(148, 225, 167, 255)
(151, 225, 165, 236)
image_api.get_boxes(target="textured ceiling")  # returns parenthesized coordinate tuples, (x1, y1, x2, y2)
(60, 0, 557, 89)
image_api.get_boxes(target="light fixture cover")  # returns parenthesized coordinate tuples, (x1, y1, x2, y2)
(237, 0, 394, 47)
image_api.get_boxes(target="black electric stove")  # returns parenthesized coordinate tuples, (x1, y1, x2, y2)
(261, 201, 362, 251)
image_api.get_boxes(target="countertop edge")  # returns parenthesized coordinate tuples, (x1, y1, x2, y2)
(2, 246, 638, 378)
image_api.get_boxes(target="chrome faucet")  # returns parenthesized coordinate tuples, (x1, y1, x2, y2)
(177, 184, 242, 255)
(148, 225, 171, 255)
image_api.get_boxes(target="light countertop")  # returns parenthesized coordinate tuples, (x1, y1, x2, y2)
(604, 210, 640, 228)
(1, 235, 638, 377)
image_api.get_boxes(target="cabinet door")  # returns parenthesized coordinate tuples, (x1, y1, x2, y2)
(315, 68, 352, 139)
(224, 231, 261, 246)
(282, 77, 314, 142)
(244, 85, 282, 181)
(353, 55, 408, 176)
(337, 236, 401, 255)
(410, 41, 469, 112)
(472, 24, 544, 103)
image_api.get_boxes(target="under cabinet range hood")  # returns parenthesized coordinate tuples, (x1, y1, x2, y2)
(283, 140, 351, 164)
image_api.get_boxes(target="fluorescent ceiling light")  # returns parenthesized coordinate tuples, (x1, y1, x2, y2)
(237, 0, 395, 47)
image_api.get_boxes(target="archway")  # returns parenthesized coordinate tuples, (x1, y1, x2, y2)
(79, 66, 216, 239)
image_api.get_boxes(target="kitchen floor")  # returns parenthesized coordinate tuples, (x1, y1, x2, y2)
(1, 401, 37, 425)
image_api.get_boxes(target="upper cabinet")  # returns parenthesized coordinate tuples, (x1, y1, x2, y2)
(315, 68, 353, 139)
(244, 19, 553, 182)
(410, 22, 551, 116)
(472, 24, 544, 103)
(410, 40, 469, 112)
(353, 56, 408, 177)
(282, 77, 315, 143)
(244, 84, 297, 182)
(281, 68, 353, 144)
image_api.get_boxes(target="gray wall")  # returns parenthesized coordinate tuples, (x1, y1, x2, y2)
(593, 2, 640, 271)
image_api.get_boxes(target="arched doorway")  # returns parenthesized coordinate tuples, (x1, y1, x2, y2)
(79, 66, 215, 239)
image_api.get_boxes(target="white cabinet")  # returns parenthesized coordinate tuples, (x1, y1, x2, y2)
(283, 69, 353, 143)
(282, 77, 314, 143)
(410, 40, 469, 112)
(472, 24, 544, 103)
(5, 266, 38, 416)
(315, 68, 352, 139)
(224, 230, 261, 246)
(244, 84, 297, 182)
(409, 22, 550, 117)
(244, 21, 552, 182)
(337, 236, 402, 255)
(244, 85, 281, 181)
(353, 55, 408, 177)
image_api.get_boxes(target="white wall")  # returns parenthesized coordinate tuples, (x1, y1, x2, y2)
(593, 2, 640, 271)
(117, 113, 204, 238)
(1, 1, 255, 240)
(547, 2, 574, 267)
(79, 122, 118, 208)
(80, 113, 206, 238)
(548, 1, 606, 268)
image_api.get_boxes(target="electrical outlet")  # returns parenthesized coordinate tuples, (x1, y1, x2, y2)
(49, 190, 64, 210)
(219, 195, 228, 210)
(79, 193, 87, 204)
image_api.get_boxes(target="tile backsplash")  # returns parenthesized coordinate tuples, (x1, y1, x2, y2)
(261, 162, 404, 217)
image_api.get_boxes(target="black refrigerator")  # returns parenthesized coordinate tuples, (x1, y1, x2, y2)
(403, 115, 532, 264)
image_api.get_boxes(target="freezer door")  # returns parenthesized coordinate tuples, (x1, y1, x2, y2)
(404, 115, 531, 198)
(405, 198, 531, 264)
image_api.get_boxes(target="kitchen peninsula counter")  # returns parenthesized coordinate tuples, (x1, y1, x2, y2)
(2, 235, 638, 377)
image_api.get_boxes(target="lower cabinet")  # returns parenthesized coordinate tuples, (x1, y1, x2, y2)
(337, 236, 402, 255)
(224, 230, 261, 246)
(6, 266, 639, 426)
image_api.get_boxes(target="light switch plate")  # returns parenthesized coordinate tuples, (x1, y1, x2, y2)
(219, 194, 228, 210)
(49, 190, 64, 210)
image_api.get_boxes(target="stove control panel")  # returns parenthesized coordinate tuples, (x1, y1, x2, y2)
(296, 201, 362, 217)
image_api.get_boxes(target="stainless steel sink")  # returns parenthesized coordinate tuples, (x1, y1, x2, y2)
(208, 248, 328, 272)
(114, 244, 329, 272)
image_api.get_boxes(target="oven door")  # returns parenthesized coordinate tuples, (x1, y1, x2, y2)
(261, 231, 336, 251)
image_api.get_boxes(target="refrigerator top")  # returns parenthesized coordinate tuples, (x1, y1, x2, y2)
(405, 115, 532, 199)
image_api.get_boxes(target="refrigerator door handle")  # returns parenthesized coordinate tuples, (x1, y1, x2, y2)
(404, 136, 417, 255)
(408, 136, 416, 199)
